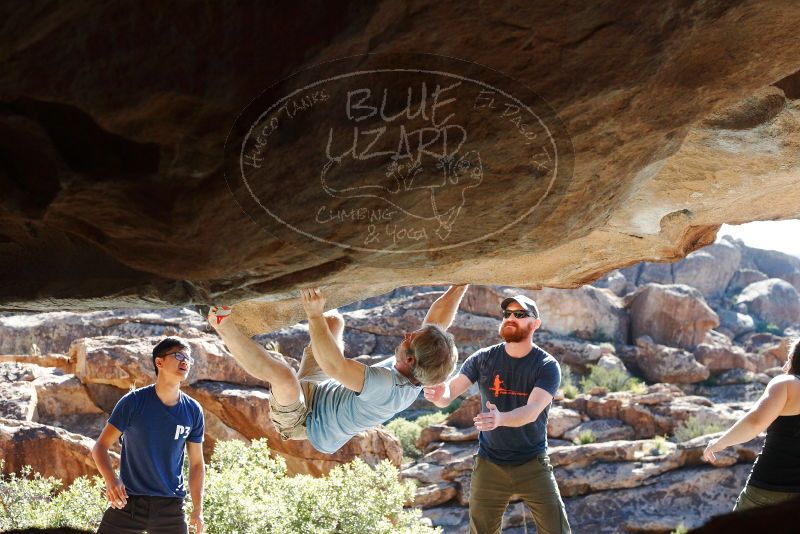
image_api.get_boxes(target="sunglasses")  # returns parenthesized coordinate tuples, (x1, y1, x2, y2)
(502, 310, 534, 319)
(164, 351, 195, 365)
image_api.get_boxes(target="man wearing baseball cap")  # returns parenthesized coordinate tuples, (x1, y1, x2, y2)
(425, 293, 570, 534)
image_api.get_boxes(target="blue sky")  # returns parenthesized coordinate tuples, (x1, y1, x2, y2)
(719, 220, 800, 258)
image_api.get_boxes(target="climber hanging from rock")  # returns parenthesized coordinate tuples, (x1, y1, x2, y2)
(207, 284, 468, 454)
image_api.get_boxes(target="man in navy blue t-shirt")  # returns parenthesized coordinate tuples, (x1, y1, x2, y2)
(425, 294, 571, 534)
(91, 337, 206, 534)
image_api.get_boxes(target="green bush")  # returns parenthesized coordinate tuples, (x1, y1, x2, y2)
(385, 412, 448, 461)
(0, 441, 439, 534)
(670, 523, 689, 534)
(673, 416, 725, 442)
(649, 435, 670, 456)
(198, 439, 437, 534)
(573, 430, 596, 445)
(560, 367, 580, 399)
(385, 418, 424, 460)
(759, 322, 784, 336)
(0, 461, 106, 531)
(580, 365, 645, 394)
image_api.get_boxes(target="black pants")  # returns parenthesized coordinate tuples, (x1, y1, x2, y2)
(97, 495, 188, 534)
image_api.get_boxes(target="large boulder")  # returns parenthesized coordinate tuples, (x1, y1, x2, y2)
(626, 284, 719, 350)
(592, 270, 631, 297)
(528, 286, 629, 343)
(547, 407, 583, 438)
(459, 285, 509, 317)
(740, 245, 800, 292)
(562, 465, 751, 533)
(632, 336, 710, 384)
(0, 308, 208, 355)
(0, 381, 37, 421)
(637, 263, 674, 286)
(727, 268, 768, 295)
(31, 368, 107, 438)
(562, 419, 635, 443)
(0, 418, 117, 485)
(184, 380, 403, 477)
(736, 278, 800, 329)
(673, 241, 741, 300)
(32, 368, 104, 421)
(445, 393, 481, 429)
(693, 332, 756, 373)
(0, 353, 74, 373)
(535, 332, 611, 373)
(71, 334, 270, 389)
(716, 309, 756, 339)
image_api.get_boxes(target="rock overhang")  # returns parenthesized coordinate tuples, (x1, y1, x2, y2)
(0, 2, 798, 337)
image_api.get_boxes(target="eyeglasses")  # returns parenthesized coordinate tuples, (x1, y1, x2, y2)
(164, 351, 194, 365)
(502, 310, 534, 319)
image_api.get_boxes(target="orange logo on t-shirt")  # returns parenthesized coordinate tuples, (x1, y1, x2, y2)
(489, 375, 529, 397)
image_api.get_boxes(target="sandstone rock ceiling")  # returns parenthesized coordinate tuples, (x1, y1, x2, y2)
(0, 2, 799, 336)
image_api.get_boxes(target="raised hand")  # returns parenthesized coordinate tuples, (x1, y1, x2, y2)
(207, 305, 233, 331)
(300, 288, 326, 318)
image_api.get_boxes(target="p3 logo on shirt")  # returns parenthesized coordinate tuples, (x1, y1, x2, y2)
(174, 425, 191, 440)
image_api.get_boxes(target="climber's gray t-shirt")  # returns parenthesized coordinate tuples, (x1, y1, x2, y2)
(306, 357, 421, 454)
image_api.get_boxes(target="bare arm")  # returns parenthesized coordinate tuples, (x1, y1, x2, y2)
(187, 441, 206, 533)
(302, 289, 367, 393)
(422, 285, 469, 331)
(424, 374, 473, 408)
(704, 377, 787, 462)
(91, 423, 127, 509)
(474, 387, 554, 430)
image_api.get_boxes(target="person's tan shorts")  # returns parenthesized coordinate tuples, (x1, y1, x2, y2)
(268, 345, 327, 440)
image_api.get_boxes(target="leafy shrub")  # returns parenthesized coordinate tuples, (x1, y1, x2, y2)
(385, 412, 448, 460)
(649, 435, 670, 456)
(560, 367, 580, 399)
(0, 441, 439, 534)
(673, 416, 725, 442)
(385, 418, 423, 460)
(197, 439, 437, 534)
(580, 365, 645, 394)
(573, 430, 596, 445)
(0, 461, 106, 531)
(755, 321, 784, 336)
(670, 523, 689, 534)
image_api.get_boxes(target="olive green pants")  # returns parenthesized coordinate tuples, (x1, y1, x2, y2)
(469, 454, 571, 534)
(733, 484, 800, 512)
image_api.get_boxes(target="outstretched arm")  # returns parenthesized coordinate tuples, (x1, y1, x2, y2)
(704, 377, 787, 463)
(302, 288, 367, 393)
(424, 374, 473, 408)
(422, 285, 469, 331)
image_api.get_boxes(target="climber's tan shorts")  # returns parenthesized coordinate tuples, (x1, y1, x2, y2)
(268, 345, 327, 440)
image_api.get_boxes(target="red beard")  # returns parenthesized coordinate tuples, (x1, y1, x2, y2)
(499, 321, 534, 343)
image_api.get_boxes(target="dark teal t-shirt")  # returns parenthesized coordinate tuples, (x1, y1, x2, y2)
(460, 343, 560, 464)
(108, 385, 204, 498)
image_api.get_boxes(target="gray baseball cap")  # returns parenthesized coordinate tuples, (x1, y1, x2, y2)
(501, 295, 540, 319)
